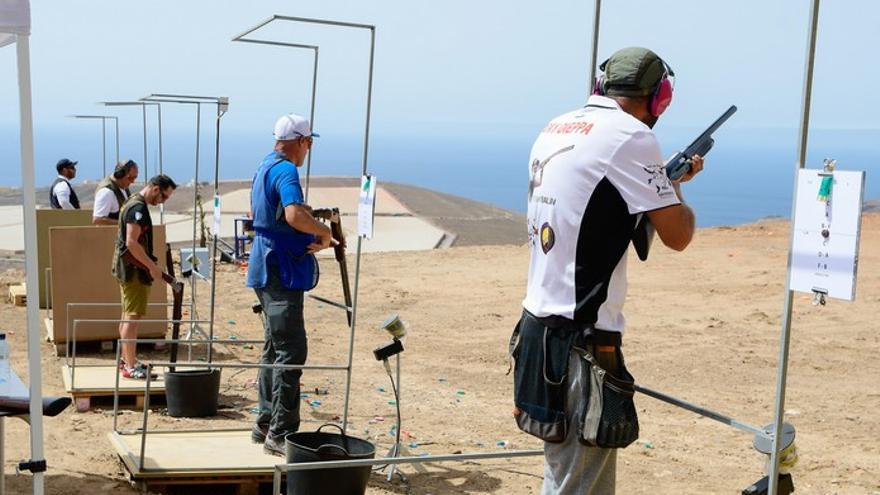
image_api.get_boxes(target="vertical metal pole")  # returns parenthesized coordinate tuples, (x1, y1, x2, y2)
(139, 369, 153, 472)
(101, 118, 107, 177)
(113, 345, 121, 433)
(142, 104, 148, 184)
(207, 102, 223, 363)
(587, 0, 602, 95)
(157, 104, 165, 223)
(114, 117, 120, 163)
(16, 33, 46, 495)
(343, 25, 376, 432)
(190, 103, 202, 360)
(768, 1, 820, 494)
(361, 29, 375, 178)
(0, 416, 4, 495)
(304, 47, 319, 202)
(272, 467, 282, 495)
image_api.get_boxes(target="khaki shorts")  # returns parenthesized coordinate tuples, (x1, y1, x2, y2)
(120, 277, 150, 316)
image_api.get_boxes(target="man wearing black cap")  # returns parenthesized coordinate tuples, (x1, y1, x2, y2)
(50, 158, 80, 209)
(512, 47, 703, 494)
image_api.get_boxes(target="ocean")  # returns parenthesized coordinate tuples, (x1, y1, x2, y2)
(2, 125, 877, 228)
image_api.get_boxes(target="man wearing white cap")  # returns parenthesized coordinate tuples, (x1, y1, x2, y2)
(247, 113, 334, 457)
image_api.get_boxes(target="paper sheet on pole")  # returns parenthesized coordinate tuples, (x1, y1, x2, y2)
(212, 195, 222, 236)
(789, 169, 865, 301)
(358, 175, 377, 239)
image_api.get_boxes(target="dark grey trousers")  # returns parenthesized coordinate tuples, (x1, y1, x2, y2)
(254, 268, 308, 440)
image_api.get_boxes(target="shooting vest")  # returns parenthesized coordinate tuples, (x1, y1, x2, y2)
(246, 152, 318, 291)
(49, 177, 80, 209)
(97, 176, 131, 220)
(111, 193, 155, 285)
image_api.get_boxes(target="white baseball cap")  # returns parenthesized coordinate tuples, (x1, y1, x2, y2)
(273, 113, 320, 141)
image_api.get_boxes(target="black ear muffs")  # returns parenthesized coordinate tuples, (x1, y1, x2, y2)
(113, 160, 136, 179)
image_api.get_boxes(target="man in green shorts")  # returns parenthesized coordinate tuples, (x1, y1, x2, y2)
(112, 174, 177, 379)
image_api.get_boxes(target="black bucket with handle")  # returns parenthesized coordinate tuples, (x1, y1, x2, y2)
(285, 423, 375, 495)
(163, 368, 221, 417)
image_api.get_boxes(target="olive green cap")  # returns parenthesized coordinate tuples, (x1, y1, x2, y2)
(600, 47, 674, 97)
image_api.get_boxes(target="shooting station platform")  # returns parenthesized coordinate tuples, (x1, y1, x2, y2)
(62, 365, 166, 412)
(108, 430, 279, 492)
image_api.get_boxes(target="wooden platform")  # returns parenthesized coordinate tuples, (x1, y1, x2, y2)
(8, 283, 26, 306)
(109, 430, 281, 493)
(62, 364, 166, 412)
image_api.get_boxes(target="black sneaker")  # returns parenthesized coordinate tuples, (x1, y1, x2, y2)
(263, 434, 286, 458)
(251, 424, 268, 444)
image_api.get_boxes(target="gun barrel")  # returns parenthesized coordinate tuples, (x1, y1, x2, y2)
(701, 105, 737, 140)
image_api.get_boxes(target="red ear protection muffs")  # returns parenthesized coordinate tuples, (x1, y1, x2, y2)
(592, 59, 674, 117)
(649, 70, 673, 117)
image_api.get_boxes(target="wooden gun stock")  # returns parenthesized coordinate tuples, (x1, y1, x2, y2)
(121, 249, 177, 286)
(168, 276, 185, 372)
(311, 208, 353, 325)
(0, 395, 72, 417)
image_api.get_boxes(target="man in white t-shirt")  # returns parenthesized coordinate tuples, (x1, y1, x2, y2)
(511, 47, 704, 494)
(93, 160, 139, 225)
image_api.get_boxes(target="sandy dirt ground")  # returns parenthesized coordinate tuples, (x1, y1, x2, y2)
(0, 214, 878, 494)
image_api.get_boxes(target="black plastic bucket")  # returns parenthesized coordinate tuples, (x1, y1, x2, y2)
(285, 423, 375, 495)
(163, 368, 221, 417)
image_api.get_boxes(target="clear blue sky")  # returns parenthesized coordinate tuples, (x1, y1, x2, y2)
(1, 0, 878, 187)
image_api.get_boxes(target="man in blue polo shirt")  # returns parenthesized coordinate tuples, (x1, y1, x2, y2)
(247, 113, 334, 457)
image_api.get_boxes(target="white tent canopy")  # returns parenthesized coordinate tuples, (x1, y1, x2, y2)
(2, 1, 46, 495)
(0, 0, 30, 46)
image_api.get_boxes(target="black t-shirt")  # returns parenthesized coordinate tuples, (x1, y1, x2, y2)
(123, 200, 153, 256)
(112, 194, 155, 284)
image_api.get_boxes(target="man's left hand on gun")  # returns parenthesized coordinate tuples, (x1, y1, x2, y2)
(676, 154, 704, 183)
(307, 233, 335, 253)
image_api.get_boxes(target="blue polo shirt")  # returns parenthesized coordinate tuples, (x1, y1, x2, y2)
(246, 151, 318, 290)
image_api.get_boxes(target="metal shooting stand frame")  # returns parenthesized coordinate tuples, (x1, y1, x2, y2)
(139, 94, 228, 363)
(587, 1, 825, 494)
(100, 100, 166, 222)
(67, 115, 119, 178)
(231, 16, 544, 494)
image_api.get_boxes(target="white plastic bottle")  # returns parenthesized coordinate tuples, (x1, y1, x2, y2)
(0, 332, 9, 384)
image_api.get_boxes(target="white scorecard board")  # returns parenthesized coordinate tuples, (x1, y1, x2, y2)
(357, 175, 377, 239)
(790, 169, 866, 301)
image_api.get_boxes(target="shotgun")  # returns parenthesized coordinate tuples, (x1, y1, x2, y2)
(122, 248, 185, 370)
(0, 396, 72, 417)
(664, 105, 737, 181)
(311, 207, 352, 325)
(121, 249, 177, 286)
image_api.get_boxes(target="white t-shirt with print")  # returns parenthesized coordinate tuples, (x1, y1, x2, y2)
(522, 95, 680, 333)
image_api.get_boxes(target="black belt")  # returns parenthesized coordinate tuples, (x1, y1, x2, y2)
(523, 309, 622, 347)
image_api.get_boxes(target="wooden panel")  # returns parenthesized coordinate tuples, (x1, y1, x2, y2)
(36, 208, 94, 308)
(109, 431, 279, 478)
(49, 225, 168, 343)
(61, 364, 166, 395)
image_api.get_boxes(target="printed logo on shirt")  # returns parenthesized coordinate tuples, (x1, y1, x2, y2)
(541, 121, 595, 136)
(540, 223, 555, 254)
(528, 145, 575, 200)
(642, 164, 675, 198)
(134, 211, 143, 221)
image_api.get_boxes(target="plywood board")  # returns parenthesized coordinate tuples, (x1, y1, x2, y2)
(49, 225, 168, 343)
(36, 208, 94, 307)
(109, 430, 280, 478)
(61, 364, 166, 395)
